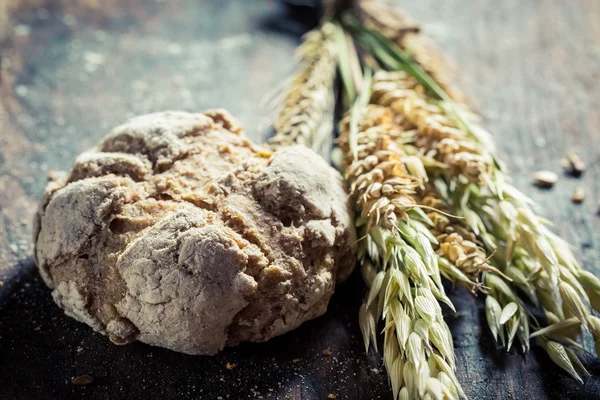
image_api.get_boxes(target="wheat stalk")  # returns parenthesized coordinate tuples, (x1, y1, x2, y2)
(268, 22, 338, 157)
(339, 103, 468, 399)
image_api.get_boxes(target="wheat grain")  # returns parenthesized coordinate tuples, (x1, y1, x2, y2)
(531, 171, 559, 188)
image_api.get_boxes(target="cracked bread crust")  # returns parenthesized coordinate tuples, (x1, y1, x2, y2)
(33, 110, 356, 355)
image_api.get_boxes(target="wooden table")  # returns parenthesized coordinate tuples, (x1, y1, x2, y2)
(1, 0, 599, 398)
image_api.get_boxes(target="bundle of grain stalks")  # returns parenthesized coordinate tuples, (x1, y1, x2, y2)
(361, 63, 600, 381)
(336, 0, 600, 387)
(271, 0, 600, 398)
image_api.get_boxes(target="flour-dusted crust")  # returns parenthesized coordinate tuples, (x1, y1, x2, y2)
(33, 110, 355, 355)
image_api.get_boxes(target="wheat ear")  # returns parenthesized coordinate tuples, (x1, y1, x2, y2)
(269, 22, 338, 158)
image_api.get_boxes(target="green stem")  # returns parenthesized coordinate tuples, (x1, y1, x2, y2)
(333, 22, 357, 104)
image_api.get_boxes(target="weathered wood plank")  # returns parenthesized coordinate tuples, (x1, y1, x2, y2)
(1, 0, 599, 399)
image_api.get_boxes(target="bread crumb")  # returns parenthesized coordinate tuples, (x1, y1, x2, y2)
(226, 362, 237, 370)
(72, 375, 94, 385)
(532, 171, 558, 188)
(561, 152, 585, 176)
(322, 349, 332, 357)
(572, 187, 585, 203)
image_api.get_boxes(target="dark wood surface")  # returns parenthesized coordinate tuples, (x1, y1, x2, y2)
(1, 0, 600, 399)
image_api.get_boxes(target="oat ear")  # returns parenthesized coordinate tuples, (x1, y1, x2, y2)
(542, 340, 584, 383)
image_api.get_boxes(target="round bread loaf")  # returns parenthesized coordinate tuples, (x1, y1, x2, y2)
(33, 109, 355, 355)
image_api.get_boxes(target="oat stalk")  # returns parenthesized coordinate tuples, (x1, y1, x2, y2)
(420, 184, 531, 352)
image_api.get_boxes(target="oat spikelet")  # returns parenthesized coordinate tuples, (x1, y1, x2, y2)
(419, 184, 530, 351)
(462, 188, 600, 367)
(269, 22, 337, 156)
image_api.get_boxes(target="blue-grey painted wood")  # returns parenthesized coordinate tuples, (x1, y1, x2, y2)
(0, 1, 599, 398)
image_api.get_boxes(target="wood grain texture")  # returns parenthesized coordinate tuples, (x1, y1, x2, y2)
(1, 0, 599, 399)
